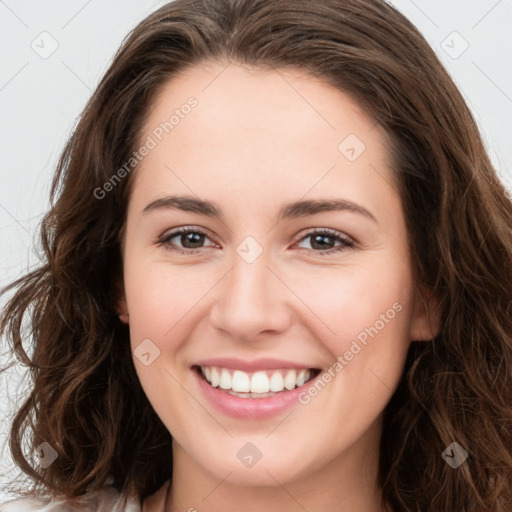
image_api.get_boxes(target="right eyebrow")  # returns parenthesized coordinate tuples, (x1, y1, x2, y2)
(142, 195, 222, 218)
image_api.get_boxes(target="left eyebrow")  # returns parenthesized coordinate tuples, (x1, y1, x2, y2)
(141, 195, 377, 223)
(278, 198, 377, 223)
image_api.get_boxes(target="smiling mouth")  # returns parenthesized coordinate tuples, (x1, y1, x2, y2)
(193, 365, 321, 398)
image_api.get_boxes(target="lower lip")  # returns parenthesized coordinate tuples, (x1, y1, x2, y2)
(193, 368, 319, 420)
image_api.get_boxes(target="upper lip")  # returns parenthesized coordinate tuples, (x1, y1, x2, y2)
(193, 357, 319, 372)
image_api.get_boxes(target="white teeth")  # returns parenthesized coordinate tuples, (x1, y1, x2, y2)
(296, 369, 307, 387)
(219, 369, 231, 390)
(199, 366, 314, 395)
(269, 372, 284, 392)
(232, 370, 250, 392)
(210, 367, 220, 388)
(228, 390, 277, 398)
(250, 371, 270, 393)
(284, 370, 297, 390)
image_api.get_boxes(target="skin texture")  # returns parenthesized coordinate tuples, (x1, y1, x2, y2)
(118, 61, 439, 512)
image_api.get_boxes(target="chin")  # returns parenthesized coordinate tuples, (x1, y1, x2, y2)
(197, 443, 313, 487)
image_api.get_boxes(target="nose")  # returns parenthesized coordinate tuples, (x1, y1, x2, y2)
(209, 248, 292, 342)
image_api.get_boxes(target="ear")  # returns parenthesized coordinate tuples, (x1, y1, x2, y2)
(113, 277, 129, 324)
(117, 298, 130, 324)
(409, 283, 441, 341)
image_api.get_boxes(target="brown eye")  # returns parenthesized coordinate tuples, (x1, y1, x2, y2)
(295, 229, 354, 255)
(157, 227, 354, 256)
(175, 231, 205, 249)
(158, 227, 216, 254)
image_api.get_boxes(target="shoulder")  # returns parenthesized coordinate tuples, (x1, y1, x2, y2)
(0, 485, 142, 512)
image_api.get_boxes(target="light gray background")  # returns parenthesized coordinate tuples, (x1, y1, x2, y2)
(1, 0, 511, 499)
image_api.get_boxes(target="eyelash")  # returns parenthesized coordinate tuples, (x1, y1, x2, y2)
(156, 226, 355, 256)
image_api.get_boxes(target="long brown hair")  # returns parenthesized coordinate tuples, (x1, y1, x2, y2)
(1, 0, 511, 510)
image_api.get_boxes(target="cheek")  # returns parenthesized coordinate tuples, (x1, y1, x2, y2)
(123, 256, 208, 341)
(278, 256, 413, 357)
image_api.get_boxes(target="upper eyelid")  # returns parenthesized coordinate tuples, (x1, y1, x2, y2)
(161, 226, 218, 243)
(160, 226, 354, 247)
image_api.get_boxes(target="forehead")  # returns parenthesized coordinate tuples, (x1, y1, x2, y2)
(144, 61, 382, 150)
(130, 61, 398, 219)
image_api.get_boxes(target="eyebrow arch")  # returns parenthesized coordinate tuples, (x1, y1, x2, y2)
(142, 195, 377, 223)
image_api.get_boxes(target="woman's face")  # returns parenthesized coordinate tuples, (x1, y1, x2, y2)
(120, 61, 436, 488)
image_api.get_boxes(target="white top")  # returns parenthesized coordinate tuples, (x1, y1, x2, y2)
(0, 480, 170, 512)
